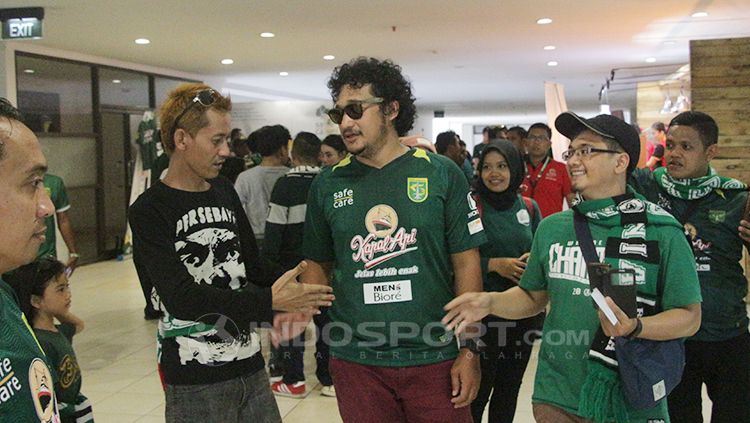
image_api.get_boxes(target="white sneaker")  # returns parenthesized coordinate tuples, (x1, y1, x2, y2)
(320, 385, 336, 397)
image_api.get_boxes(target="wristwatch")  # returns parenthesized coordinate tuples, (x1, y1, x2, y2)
(460, 337, 485, 354)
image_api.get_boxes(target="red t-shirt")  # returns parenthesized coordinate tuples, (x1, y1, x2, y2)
(520, 158, 571, 217)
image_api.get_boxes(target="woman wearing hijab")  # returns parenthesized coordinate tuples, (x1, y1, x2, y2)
(471, 140, 543, 423)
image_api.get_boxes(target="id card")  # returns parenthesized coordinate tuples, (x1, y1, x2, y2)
(363, 280, 413, 304)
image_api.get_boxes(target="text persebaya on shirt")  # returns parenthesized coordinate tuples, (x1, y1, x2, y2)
(175, 207, 236, 236)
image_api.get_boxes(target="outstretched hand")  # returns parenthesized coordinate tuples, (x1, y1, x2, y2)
(271, 261, 334, 314)
(442, 292, 493, 336)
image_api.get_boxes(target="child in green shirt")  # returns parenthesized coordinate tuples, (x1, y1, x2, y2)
(7, 257, 93, 423)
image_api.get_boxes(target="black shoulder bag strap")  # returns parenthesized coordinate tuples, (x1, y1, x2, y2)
(573, 209, 599, 264)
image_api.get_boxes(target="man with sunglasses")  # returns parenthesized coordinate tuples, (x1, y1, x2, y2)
(128, 83, 333, 423)
(444, 112, 701, 423)
(629, 111, 750, 422)
(0, 98, 61, 421)
(296, 57, 485, 423)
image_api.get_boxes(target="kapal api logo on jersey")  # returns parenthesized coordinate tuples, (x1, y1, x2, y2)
(407, 178, 428, 203)
(351, 205, 418, 269)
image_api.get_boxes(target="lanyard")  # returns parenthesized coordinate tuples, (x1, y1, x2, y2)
(525, 156, 550, 196)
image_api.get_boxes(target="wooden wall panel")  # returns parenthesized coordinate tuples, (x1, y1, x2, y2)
(690, 37, 750, 184)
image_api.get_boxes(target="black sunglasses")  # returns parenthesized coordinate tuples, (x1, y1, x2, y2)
(327, 97, 384, 124)
(170, 89, 218, 141)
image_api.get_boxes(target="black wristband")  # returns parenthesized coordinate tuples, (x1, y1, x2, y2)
(625, 318, 643, 340)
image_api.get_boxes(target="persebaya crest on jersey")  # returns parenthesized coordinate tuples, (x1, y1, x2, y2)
(407, 177, 428, 203)
(350, 204, 418, 269)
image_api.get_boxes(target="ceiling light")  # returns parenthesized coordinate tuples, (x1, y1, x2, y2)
(260, 32, 275, 38)
(112, 79, 122, 84)
(691, 12, 708, 18)
(323, 55, 335, 61)
(279, 71, 289, 76)
(543, 45, 556, 50)
(547, 61, 558, 67)
(536, 18, 552, 25)
(220, 59, 234, 65)
(134, 38, 150, 45)
(645, 57, 657, 63)
(23, 69, 35, 74)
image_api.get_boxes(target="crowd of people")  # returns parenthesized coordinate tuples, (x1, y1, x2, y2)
(1, 55, 750, 423)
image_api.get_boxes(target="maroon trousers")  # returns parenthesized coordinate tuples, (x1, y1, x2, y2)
(330, 357, 473, 423)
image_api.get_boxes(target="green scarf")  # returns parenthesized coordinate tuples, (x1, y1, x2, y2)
(574, 190, 681, 423)
(653, 166, 747, 200)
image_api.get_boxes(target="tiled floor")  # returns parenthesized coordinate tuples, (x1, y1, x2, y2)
(70, 259, 712, 422)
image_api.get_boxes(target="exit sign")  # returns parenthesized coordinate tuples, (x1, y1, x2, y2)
(2, 18, 43, 40)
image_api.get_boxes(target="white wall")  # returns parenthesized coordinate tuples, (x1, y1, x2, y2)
(230, 101, 339, 138)
(0, 43, 8, 99)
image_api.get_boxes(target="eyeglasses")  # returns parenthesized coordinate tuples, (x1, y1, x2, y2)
(527, 135, 550, 142)
(561, 145, 623, 161)
(327, 97, 383, 124)
(170, 89, 218, 141)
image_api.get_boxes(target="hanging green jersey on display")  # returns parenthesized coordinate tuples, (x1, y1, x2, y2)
(303, 149, 486, 367)
(38, 174, 71, 259)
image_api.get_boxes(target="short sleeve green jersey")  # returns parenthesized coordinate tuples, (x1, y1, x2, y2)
(519, 208, 701, 420)
(477, 195, 540, 292)
(34, 324, 82, 406)
(303, 149, 486, 367)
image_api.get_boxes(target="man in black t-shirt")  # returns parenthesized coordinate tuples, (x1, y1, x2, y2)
(129, 84, 333, 423)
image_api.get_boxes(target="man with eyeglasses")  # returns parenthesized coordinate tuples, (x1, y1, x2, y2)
(629, 111, 750, 422)
(520, 122, 574, 218)
(128, 83, 334, 423)
(0, 98, 61, 421)
(443, 112, 701, 423)
(294, 57, 485, 423)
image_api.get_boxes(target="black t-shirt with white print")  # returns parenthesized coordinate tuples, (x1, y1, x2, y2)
(129, 177, 278, 385)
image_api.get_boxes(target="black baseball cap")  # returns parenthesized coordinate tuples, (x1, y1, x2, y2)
(555, 112, 641, 172)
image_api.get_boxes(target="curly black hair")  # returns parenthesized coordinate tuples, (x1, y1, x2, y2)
(327, 57, 417, 136)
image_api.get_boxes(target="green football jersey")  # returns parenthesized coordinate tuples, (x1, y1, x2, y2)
(303, 149, 486, 367)
(519, 206, 701, 421)
(34, 324, 81, 406)
(0, 279, 60, 422)
(631, 169, 750, 341)
(477, 195, 540, 293)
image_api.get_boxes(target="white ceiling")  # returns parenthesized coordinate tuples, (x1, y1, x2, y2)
(4, 0, 750, 116)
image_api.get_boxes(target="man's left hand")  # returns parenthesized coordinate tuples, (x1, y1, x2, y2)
(450, 348, 480, 408)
